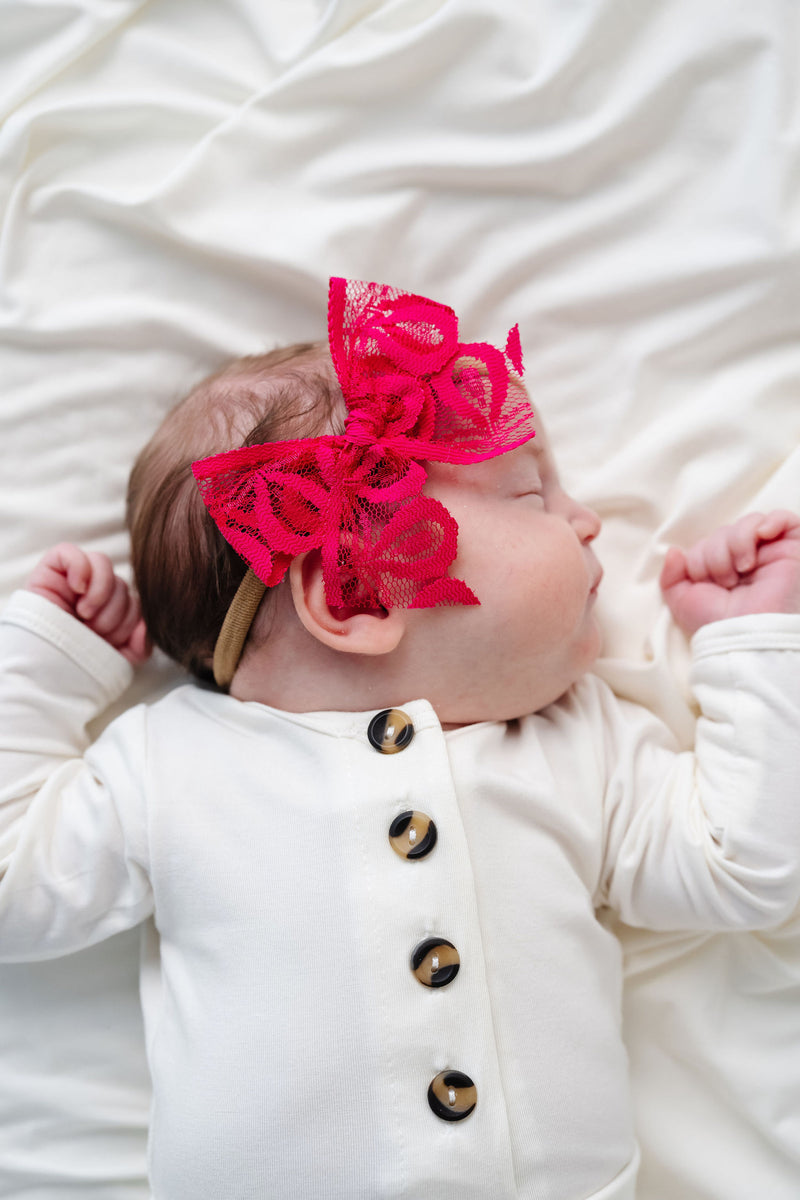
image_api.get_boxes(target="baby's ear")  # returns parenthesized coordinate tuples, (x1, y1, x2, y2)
(289, 551, 406, 655)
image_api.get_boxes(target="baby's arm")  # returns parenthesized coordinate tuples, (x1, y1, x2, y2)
(660, 509, 800, 632)
(27, 543, 150, 664)
(0, 549, 153, 960)
(598, 511, 800, 930)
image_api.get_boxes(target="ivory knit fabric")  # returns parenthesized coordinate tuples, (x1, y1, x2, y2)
(1, 591, 800, 1199)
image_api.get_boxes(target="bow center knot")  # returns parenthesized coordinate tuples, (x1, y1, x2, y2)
(345, 405, 387, 446)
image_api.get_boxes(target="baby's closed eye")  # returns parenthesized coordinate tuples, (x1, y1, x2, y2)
(514, 487, 545, 504)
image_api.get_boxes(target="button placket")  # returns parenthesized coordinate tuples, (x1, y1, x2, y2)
(369, 707, 477, 1126)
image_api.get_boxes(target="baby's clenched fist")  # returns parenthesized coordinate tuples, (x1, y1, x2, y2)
(27, 543, 150, 665)
(660, 510, 800, 636)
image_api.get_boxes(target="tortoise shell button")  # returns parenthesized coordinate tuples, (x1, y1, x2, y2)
(427, 1070, 477, 1122)
(367, 708, 414, 754)
(411, 938, 460, 988)
(388, 811, 437, 860)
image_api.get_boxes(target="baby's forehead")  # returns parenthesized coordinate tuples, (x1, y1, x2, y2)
(424, 427, 553, 495)
(526, 410, 558, 465)
(532, 433, 554, 465)
(509, 435, 554, 478)
(511, 410, 553, 464)
(492, 422, 559, 486)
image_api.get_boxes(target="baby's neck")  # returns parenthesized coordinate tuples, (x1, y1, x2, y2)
(227, 585, 587, 725)
(229, 616, 424, 718)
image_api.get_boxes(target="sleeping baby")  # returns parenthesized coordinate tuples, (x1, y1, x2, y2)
(1, 277, 799, 1200)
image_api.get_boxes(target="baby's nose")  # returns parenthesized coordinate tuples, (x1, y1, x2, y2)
(574, 504, 601, 543)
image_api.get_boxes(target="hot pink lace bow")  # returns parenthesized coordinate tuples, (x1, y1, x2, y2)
(192, 277, 535, 609)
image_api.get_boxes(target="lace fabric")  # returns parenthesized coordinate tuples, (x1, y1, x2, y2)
(193, 277, 535, 609)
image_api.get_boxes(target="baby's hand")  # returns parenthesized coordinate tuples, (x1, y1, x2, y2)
(660, 510, 800, 636)
(26, 543, 151, 665)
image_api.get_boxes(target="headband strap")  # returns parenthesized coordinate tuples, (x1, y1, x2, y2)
(212, 568, 267, 688)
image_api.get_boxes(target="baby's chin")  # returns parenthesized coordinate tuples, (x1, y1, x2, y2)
(439, 679, 587, 727)
(439, 639, 603, 727)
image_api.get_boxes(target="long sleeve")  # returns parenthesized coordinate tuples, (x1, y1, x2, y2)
(599, 613, 800, 931)
(0, 590, 153, 960)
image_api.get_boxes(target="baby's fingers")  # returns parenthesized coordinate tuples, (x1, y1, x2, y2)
(728, 510, 800, 573)
(104, 588, 143, 648)
(86, 575, 132, 636)
(27, 544, 96, 613)
(754, 509, 800, 542)
(722, 512, 769, 573)
(684, 525, 738, 587)
(119, 618, 152, 666)
(74, 553, 117, 619)
(60, 548, 94, 598)
(28, 542, 89, 591)
(681, 511, 800, 588)
(659, 545, 688, 591)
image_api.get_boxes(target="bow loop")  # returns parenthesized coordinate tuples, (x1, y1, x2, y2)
(329, 279, 459, 397)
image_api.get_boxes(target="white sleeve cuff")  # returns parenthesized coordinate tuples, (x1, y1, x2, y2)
(691, 612, 800, 661)
(1, 590, 134, 702)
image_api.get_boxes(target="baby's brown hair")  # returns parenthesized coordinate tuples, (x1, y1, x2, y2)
(127, 343, 343, 682)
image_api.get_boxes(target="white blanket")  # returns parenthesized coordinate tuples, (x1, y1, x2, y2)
(1, 1, 798, 1195)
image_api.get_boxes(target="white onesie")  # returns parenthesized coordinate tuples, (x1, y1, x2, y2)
(1, 590, 800, 1200)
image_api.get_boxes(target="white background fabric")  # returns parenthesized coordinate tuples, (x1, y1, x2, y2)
(0, 1, 799, 1196)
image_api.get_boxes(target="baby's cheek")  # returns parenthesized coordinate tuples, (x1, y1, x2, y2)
(526, 545, 588, 630)
(534, 584, 584, 642)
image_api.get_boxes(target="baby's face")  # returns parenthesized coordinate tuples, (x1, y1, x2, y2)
(403, 416, 603, 724)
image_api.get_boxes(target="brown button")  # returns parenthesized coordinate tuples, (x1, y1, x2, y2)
(411, 938, 460, 988)
(388, 811, 437, 860)
(367, 709, 414, 754)
(427, 1070, 477, 1122)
